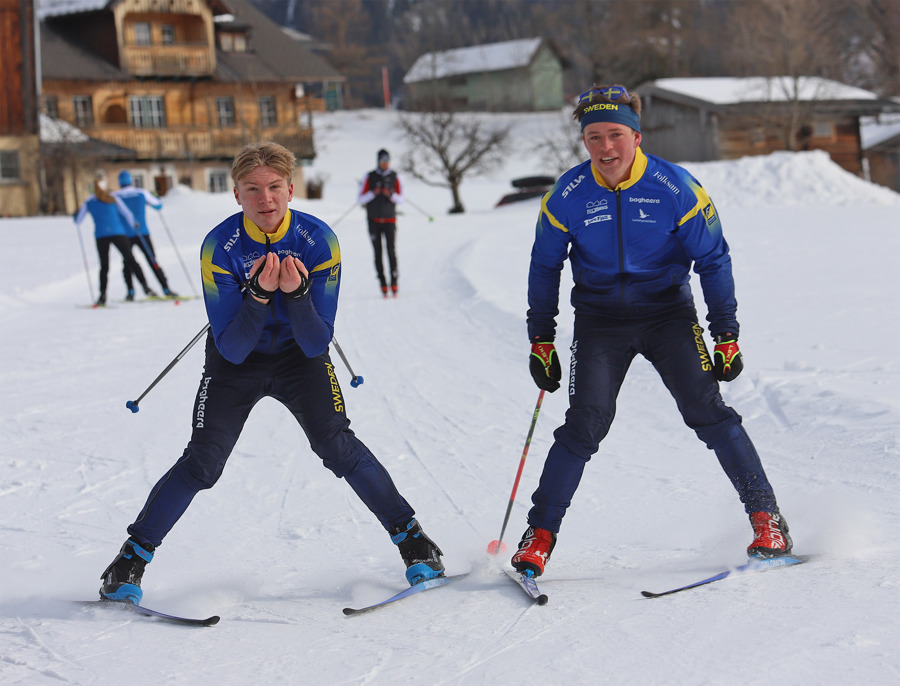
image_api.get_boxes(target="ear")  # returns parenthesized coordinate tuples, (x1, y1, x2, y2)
(287, 183, 294, 202)
(633, 131, 642, 148)
(233, 185, 241, 205)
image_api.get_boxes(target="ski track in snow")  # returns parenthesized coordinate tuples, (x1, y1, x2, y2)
(1, 108, 899, 685)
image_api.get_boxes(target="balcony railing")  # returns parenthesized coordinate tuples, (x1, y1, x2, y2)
(84, 125, 315, 161)
(122, 44, 214, 77)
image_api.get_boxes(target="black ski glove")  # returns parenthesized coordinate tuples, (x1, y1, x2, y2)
(713, 333, 744, 381)
(529, 340, 561, 392)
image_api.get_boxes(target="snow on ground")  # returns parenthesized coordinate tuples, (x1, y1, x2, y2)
(1, 109, 899, 685)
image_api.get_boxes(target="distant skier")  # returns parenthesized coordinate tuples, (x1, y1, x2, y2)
(74, 173, 156, 305)
(98, 142, 444, 605)
(357, 149, 404, 297)
(114, 170, 177, 297)
(512, 84, 793, 579)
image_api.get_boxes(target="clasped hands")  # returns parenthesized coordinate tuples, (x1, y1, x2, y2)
(246, 252, 309, 302)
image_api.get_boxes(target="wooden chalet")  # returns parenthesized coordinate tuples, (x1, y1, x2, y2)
(1, 0, 41, 216)
(636, 77, 900, 178)
(38, 0, 345, 212)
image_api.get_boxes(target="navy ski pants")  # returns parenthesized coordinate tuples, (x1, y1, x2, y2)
(527, 310, 778, 533)
(128, 336, 414, 548)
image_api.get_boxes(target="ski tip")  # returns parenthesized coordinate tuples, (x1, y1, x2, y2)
(204, 615, 221, 626)
(536, 594, 549, 606)
(640, 590, 659, 598)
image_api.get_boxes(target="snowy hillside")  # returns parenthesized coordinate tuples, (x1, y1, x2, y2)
(1, 108, 898, 685)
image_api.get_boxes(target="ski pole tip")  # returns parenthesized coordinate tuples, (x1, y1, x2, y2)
(126, 400, 140, 413)
(350, 376, 364, 388)
(486, 540, 507, 555)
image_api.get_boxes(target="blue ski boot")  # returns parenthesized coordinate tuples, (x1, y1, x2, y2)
(390, 519, 445, 585)
(99, 538, 154, 604)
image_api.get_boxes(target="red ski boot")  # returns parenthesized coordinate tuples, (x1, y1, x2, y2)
(511, 526, 557, 577)
(747, 511, 793, 558)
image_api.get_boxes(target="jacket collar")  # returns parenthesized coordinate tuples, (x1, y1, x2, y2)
(591, 147, 648, 191)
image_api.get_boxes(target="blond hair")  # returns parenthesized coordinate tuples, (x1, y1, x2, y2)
(231, 141, 296, 184)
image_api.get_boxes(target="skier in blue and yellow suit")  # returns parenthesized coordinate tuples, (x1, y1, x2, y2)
(511, 85, 793, 579)
(98, 142, 445, 604)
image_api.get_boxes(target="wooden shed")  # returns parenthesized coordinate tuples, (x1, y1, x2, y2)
(403, 37, 565, 112)
(1, 0, 41, 216)
(636, 77, 900, 178)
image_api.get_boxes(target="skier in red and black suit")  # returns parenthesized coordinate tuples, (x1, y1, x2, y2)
(357, 149, 404, 297)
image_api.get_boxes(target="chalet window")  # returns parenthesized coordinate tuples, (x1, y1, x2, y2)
(0, 151, 22, 182)
(219, 31, 247, 53)
(73, 96, 94, 127)
(44, 95, 58, 119)
(812, 121, 834, 139)
(448, 75, 467, 87)
(216, 97, 236, 127)
(259, 96, 277, 127)
(208, 170, 229, 193)
(134, 22, 152, 46)
(130, 96, 167, 128)
(161, 25, 176, 45)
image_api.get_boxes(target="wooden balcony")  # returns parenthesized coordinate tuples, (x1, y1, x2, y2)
(84, 125, 315, 161)
(121, 44, 214, 78)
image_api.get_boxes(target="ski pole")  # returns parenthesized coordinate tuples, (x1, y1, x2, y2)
(405, 197, 434, 223)
(331, 336, 364, 387)
(330, 202, 360, 229)
(488, 389, 546, 555)
(126, 323, 210, 413)
(158, 212, 200, 297)
(74, 223, 96, 304)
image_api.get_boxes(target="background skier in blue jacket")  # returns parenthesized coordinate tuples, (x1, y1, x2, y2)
(114, 171, 176, 297)
(511, 85, 793, 579)
(74, 174, 155, 306)
(98, 142, 444, 604)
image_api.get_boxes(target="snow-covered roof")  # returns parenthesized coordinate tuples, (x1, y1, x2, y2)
(404, 37, 543, 84)
(861, 112, 900, 149)
(39, 114, 88, 143)
(648, 77, 879, 104)
(37, 0, 111, 19)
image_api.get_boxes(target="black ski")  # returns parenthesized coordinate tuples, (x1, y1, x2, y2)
(342, 573, 469, 616)
(76, 600, 220, 626)
(641, 553, 813, 598)
(505, 568, 549, 605)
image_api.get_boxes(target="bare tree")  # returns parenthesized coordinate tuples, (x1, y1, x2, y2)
(399, 110, 510, 213)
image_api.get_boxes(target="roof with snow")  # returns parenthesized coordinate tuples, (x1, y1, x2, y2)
(861, 112, 900, 149)
(404, 38, 544, 84)
(37, 0, 112, 19)
(642, 77, 881, 105)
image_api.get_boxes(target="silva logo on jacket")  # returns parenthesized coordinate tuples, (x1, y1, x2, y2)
(561, 174, 585, 198)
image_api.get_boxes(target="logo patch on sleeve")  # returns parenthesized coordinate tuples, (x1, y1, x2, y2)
(702, 203, 717, 225)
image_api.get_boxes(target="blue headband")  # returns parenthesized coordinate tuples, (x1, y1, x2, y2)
(580, 102, 641, 132)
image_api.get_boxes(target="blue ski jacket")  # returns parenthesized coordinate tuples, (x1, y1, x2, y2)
(114, 186, 162, 237)
(527, 148, 738, 341)
(200, 209, 341, 364)
(74, 194, 135, 239)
